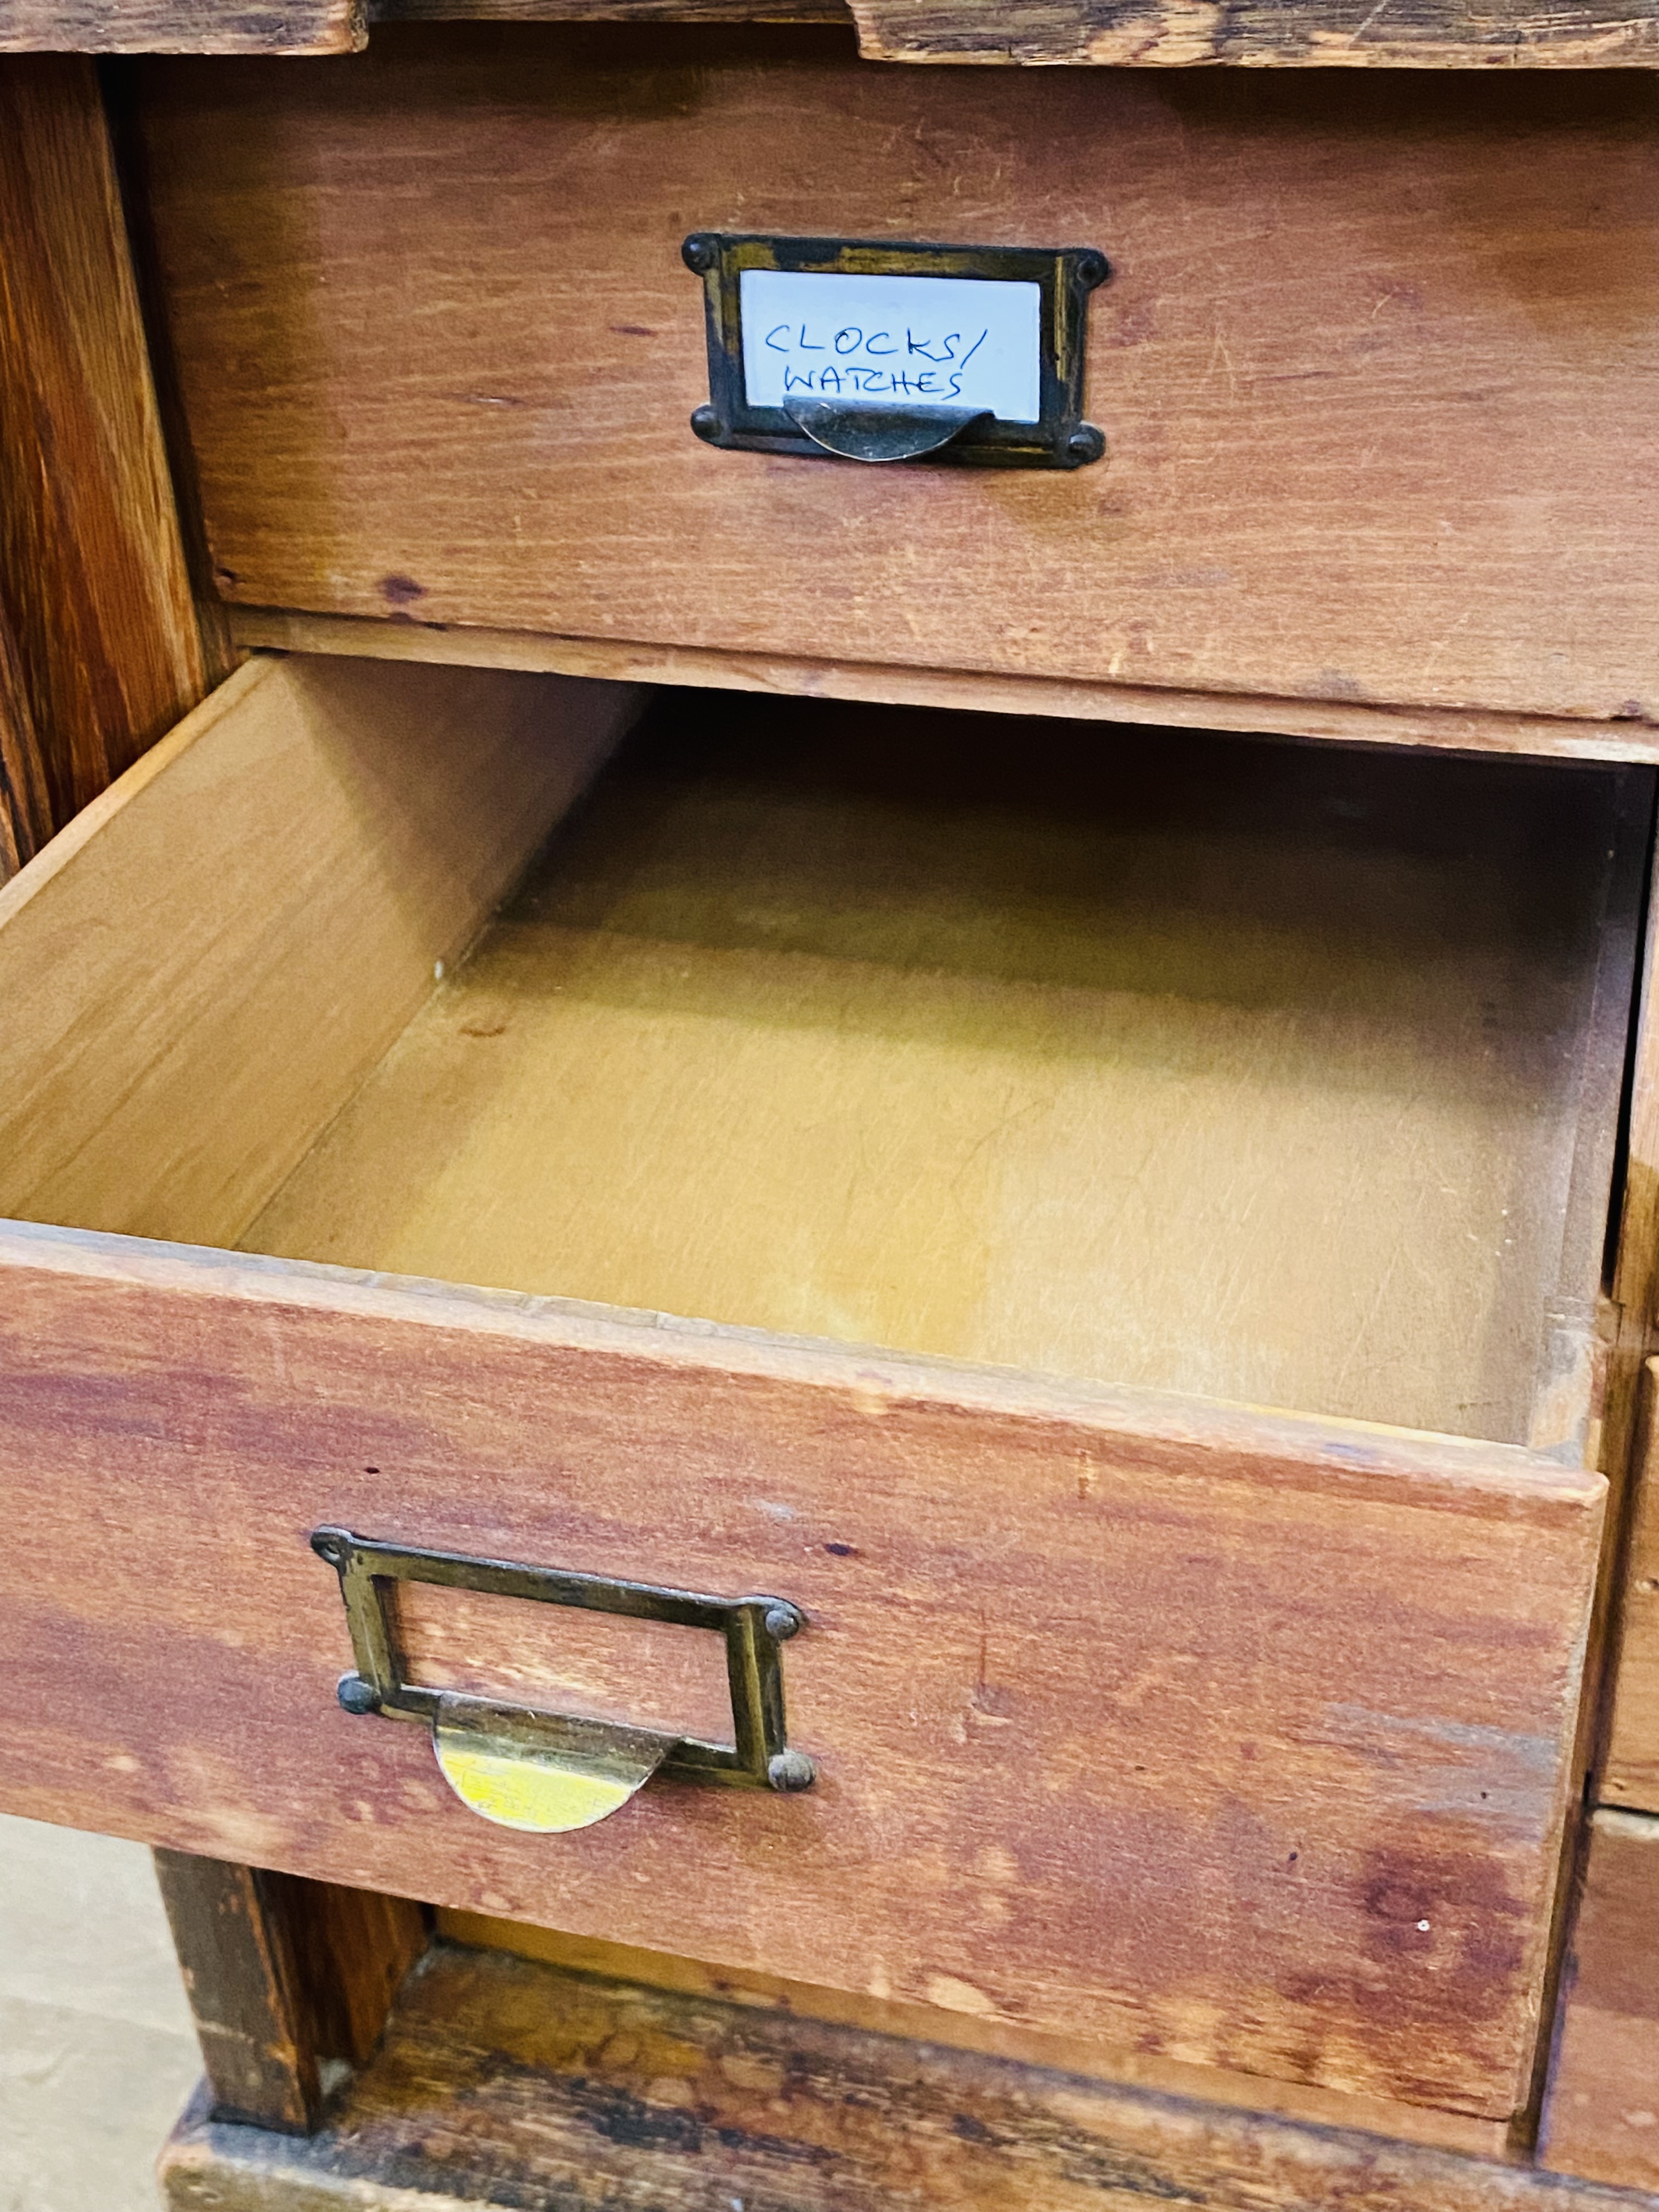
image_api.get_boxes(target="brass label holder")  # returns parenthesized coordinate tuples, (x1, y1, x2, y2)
(683, 231, 1110, 470)
(311, 1527, 814, 1833)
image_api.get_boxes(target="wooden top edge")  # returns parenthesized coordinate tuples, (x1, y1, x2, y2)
(370, 0, 852, 18)
(0, 1, 367, 50)
(3, 4, 1652, 55)
(859, 36, 1659, 64)
(0, 657, 276, 937)
(227, 610, 1659, 766)
(0, 1216, 1607, 1508)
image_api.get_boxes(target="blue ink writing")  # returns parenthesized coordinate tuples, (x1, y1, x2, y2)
(763, 321, 988, 404)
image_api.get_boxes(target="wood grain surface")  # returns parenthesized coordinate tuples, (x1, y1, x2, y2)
(1585, 809, 1659, 1814)
(25, 0, 1648, 65)
(375, 0, 846, 16)
(847, 0, 1659, 65)
(158, 1940, 1658, 2212)
(363, 0, 1659, 58)
(132, 32, 1659, 723)
(244, 692, 1645, 1451)
(230, 607, 1659, 769)
(154, 1853, 330, 2131)
(0, 653, 639, 1248)
(0, 593, 51, 878)
(1541, 1811, 1659, 2188)
(279, 1877, 428, 2072)
(438, 1909, 1515, 2157)
(1602, 1363, 1659, 1810)
(155, 1853, 427, 2129)
(0, 1215, 1605, 2115)
(0, 55, 204, 854)
(0, 1, 365, 50)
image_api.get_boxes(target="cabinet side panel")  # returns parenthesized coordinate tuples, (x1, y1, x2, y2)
(0, 54, 205, 866)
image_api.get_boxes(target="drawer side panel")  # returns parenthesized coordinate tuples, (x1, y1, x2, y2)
(0, 656, 641, 1250)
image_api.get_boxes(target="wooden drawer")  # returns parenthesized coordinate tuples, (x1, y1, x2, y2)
(0, 652, 1632, 2121)
(122, 30, 1659, 738)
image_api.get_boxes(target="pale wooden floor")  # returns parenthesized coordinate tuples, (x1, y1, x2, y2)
(0, 1814, 199, 2212)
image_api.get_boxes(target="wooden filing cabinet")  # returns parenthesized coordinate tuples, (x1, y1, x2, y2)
(0, 16, 1657, 2211)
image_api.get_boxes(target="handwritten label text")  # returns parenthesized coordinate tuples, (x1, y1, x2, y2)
(740, 269, 1041, 422)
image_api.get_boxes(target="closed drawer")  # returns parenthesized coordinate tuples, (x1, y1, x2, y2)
(126, 29, 1659, 731)
(0, 653, 1628, 2120)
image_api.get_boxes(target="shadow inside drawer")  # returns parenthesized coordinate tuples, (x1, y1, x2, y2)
(241, 685, 1649, 1448)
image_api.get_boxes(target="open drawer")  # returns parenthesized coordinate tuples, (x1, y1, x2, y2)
(0, 653, 1635, 2120)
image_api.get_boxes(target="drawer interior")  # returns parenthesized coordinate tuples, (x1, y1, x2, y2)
(0, 653, 1644, 1452)
(215, 667, 1645, 1449)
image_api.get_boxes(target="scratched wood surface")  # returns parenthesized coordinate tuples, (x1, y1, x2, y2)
(0, 55, 205, 870)
(845, 0, 1659, 64)
(246, 692, 1646, 1451)
(159, 1941, 1659, 2212)
(374, 0, 847, 16)
(131, 32, 1659, 725)
(368, 0, 1659, 60)
(0, 1214, 1604, 2117)
(0, 1, 364, 49)
(1541, 1812, 1659, 2189)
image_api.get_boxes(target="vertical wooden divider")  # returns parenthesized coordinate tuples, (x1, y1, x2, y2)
(155, 1855, 429, 2133)
(153, 1856, 327, 2134)
(0, 50, 204, 869)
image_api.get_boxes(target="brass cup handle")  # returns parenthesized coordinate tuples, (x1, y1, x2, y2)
(312, 1527, 814, 1834)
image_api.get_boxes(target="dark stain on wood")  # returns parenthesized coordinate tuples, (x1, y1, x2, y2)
(160, 1940, 1659, 2212)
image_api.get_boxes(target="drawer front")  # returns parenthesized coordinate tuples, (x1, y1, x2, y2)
(134, 32, 1659, 724)
(0, 1220, 1601, 2119)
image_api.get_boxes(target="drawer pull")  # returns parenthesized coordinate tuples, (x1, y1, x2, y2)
(781, 398, 991, 465)
(311, 1527, 814, 1833)
(684, 231, 1109, 471)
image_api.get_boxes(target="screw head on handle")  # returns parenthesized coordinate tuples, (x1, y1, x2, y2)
(767, 1749, 816, 1792)
(764, 1602, 804, 1641)
(682, 234, 718, 273)
(336, 1673, 380, 1716)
